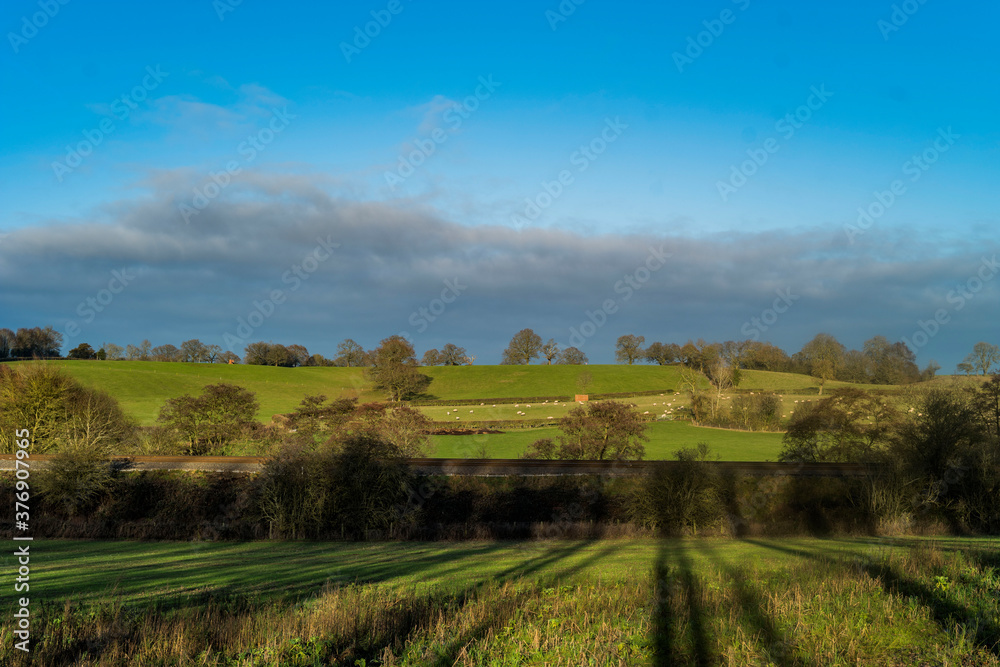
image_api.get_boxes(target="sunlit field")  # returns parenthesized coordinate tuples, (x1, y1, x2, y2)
(4, 537, 998, 665)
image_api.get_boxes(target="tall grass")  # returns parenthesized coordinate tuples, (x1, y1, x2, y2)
(3, 539, 998, 665)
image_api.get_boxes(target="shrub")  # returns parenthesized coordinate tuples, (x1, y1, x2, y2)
(329, 433, 412, 536)
(728, 392, 781, 431)
(255, 433, 412, 539)
(255, 445, 334, 539)
(346, 402, 433, 457)
(0, 363, 136, 454)
(521, 401, 648, 460)
(35, 448, 114, 516)
(630, 444, 723, 536)
(157, 383, 259, 455)
(521, 438, 556, 459)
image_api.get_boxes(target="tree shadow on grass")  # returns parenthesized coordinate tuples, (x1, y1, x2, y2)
(744, 538, 1000, 659)
(695, 541, 809, 667)
(651, 539, 713, 667)
(322, 539, 608, 663)
(415, 539, 610, 666)
(48, 541, 602, 666)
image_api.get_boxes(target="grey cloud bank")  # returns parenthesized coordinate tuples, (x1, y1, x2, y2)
(0, 177, 996, 368)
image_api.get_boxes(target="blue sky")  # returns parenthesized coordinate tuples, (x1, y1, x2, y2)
(1, 0, 998, 368)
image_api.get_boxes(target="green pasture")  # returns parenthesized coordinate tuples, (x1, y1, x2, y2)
(5, 537, 999, 665)
(35, 360, 889, 427)
(7, 537, 995, 606)
(430, 420, 785, 461)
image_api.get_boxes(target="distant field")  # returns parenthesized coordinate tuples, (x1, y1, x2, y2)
(33, 360, 376, 425)
(6, 537, 999, 665)
(431, 420, 785, 461)
(419, 363, 692, 399)
(20, 361, 906, 463)
(22, 360, 815, 426)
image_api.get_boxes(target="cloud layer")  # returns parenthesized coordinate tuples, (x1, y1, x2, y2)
(1, 173, 996, 367)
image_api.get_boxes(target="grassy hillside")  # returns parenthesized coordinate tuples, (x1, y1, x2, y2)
(431, 420, 785, 461)
(29, 360, 900, 428)
(37, 361, 697, 425)
(420, 364, 691, 399)
(33, 360, 376, 425)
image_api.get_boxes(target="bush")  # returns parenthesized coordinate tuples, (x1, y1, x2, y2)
(892, 389, 998, 532)
(255, 445, 334, 538)
(520, 401, 648, 460)
(728, 392, 781, 431)
(35, 449, 113, 516)
(255, 433, 412, 539)
(630, 444, 724, 536)
(157, 383, 259, 455)
(330, 434, 412, 536)
(0, 363, 137, 454)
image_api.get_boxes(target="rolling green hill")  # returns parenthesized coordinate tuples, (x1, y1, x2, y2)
(430, 420, 785, 461)
(29, 361, 698, 425)
(21, 360, 902, 427)
(29, 361, 374, 425)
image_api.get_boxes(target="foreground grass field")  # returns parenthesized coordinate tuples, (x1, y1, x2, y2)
(4, 537, 998, 665)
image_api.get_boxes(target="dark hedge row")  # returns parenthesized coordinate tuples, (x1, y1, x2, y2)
(0, 465, 982, 542)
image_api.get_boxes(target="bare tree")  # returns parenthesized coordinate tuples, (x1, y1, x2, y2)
(335, 339, 366, 367)
(150, 344, 182, 362)
(218, 351, 240, 364)
(706, 358, 734, 417)
(0, 328, 15, 359)
(963, 342, 1000, 376)
(287, 344, 310, 367)
(541, 339, 560, 364)
(501, 328, 543, 365)
(439, 343, 468, 366)
(615, 335, 646, 365)
(102, 342, 125, 361)
(180, 339, 209, 363)
(559, 347, 589, 365)
(366, 335, 431, 401)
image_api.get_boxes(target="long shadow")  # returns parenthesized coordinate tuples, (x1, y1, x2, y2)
(343, 539, 605, 662)
(543, 540, 627, 583)
(292, 539, 605, 665)
(426, 585, 533, 666)
(676, 543, 713, 666)
(425, 539, 605, 665)
(718, 469, 747, 537)
(83, 541, 519, 617)
(744, 538, 1000, 659)
(651, 541, 677, 665)
(696, 542, 809, 667)
(966, 543, 1000, 572)
(651, 539, 713, 667)
(61, 540, 601, 664)
(488, 539, 596, 583)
